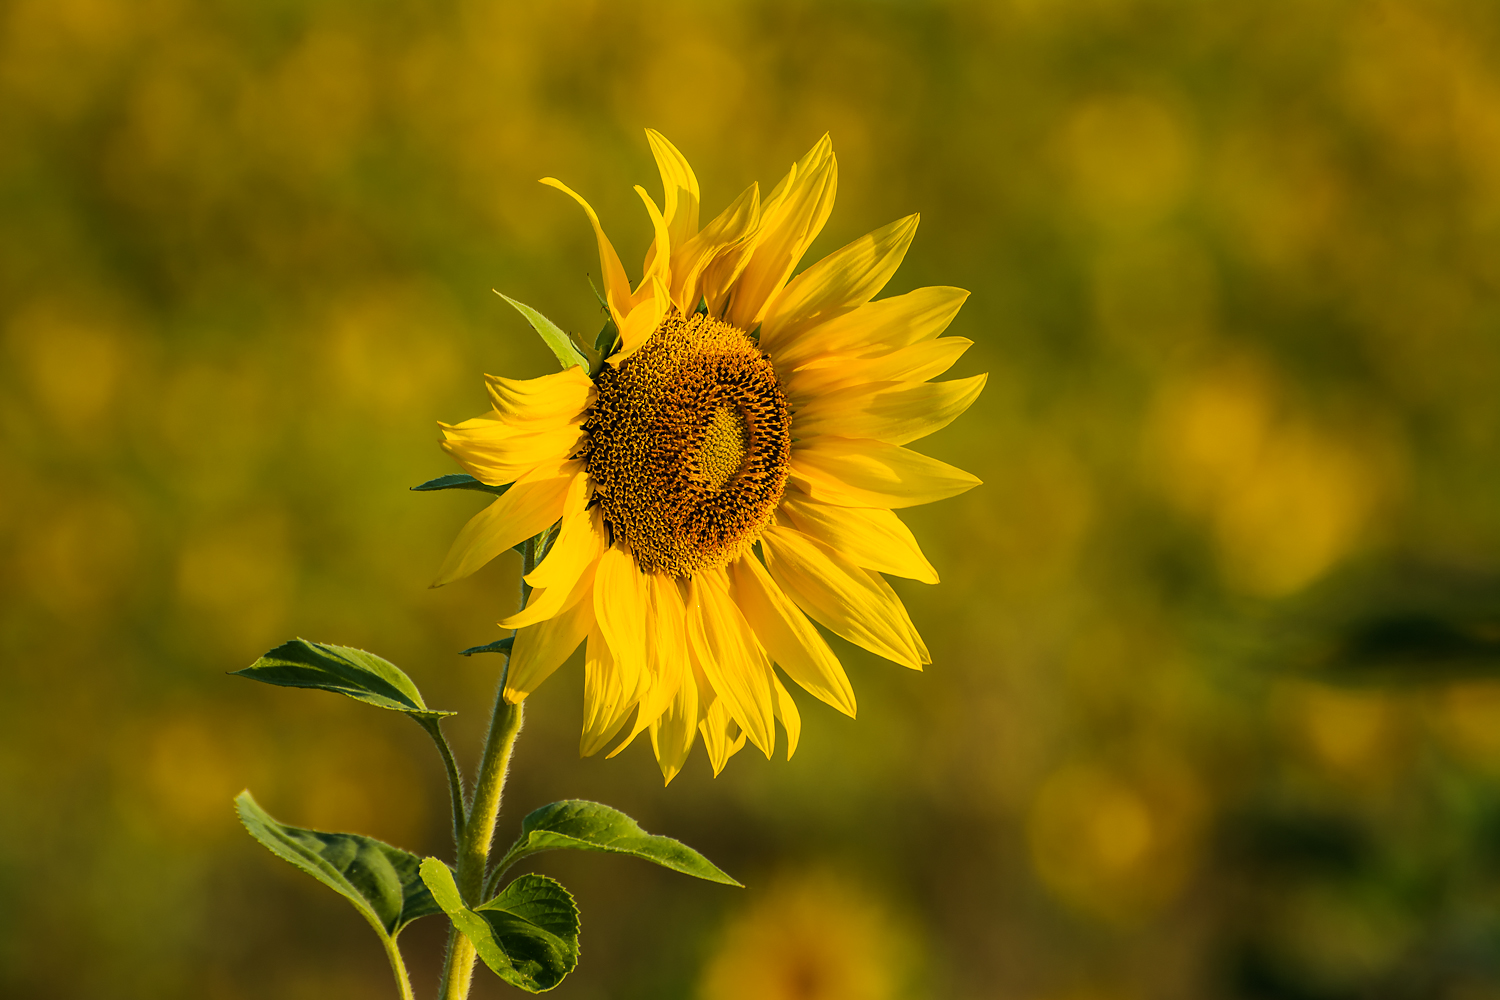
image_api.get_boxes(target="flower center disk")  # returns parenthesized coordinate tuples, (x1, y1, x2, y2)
(583, 310, 791, 577)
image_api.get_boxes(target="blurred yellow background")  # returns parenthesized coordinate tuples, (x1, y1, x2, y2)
(5, 0, 1500, 997)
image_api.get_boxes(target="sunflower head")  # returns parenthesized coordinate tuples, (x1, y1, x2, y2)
(432, 130, 984, 784)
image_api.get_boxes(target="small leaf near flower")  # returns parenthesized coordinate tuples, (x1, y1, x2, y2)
(236, 791, 441, 938)
(496, 292, 589, 372)
(420, 859, 580, 993)
(232, 639, 453, 718)
(411, 474, 511, 496)
(494, 800, 741, 886)
(461, 636, 515, 657)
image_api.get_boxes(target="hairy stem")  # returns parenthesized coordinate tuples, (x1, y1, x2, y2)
(436, 537, 537, 1000)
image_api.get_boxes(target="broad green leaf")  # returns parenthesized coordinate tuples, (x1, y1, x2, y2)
(236, 791, 440, 938)
(461, 636, 515, 657)
(420, 859, 580, 993)
(495, 800, 741, 886)
(232, 639, 453, 718)
(496, 292, 588, 372)
(411, 474, 511, 497)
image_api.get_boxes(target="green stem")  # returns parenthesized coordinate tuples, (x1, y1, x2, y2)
(436, 537, 538, 1000)
(415, 715, 468, 846)
(379, 928, 417, 1000)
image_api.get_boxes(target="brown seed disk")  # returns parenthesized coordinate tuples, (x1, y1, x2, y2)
(582, 309, 791, 577)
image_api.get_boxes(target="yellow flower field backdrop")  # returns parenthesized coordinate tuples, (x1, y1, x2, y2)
(5, 0, 1500, 997)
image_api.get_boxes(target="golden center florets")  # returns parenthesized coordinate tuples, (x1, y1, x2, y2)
(582, 310, 791, 577)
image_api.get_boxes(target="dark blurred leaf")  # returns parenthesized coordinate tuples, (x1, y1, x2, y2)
(494, 800, 741, 886)
(236, 791, 440, 938)
(496, 291, 588, 371)
(232, 639, 452, 718)
(461, 636, 514, 657)
(1322, 613, 1500, 681)
(420, 859, 580, 992)
(410, 474, 510, 496)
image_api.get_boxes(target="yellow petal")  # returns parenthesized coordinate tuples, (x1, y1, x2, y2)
(698, 689, 735, 777)
(771, 671, 801, 760)
(727, 552, 855, 717)
(774, 286, 969, 370)
(502, 491, 604, 629)
(505, 569, 596, 702)
(792, 373, 987, 446)
(760, 525, 929, 670)
(645, 129, 701, 264)
(610, 273, 670, 364)
(649, 647, 701, 785)
(692, 182, 762, 316)
(483, 366, 595, 422)
(592, 544, 650, 708)
(618, 572, 688, 751)
(634, 184, 672, 293)
(430, 463, 581, 587)
(789, 437, 981, 509)
(541, 177, 632, 327)
(759, 214, 918, 351)
(581, 622, 637, 757)
(686, 570, 776, 758)
(439, 421, 586, 487)
(726, 147, 838, 330)
(785, 338, 973, 400)
(779, 495, 939, 584)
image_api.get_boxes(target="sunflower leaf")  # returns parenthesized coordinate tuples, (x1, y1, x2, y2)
(232, 639, 453, 718)
(420, 859, 580, 993)
(236, 791, 441, 938)
(496, 291, 588, 372)
(411, 474, 511, 497)
(493, 800, 741, 886)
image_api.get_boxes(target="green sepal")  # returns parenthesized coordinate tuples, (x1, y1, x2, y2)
(496, 291, 588, 372)
(461, 636, 515, 657)
(594, 319, 619, 359)
(236, 791, 441, 938)
(411, 474, 511, 497)
(493, 800, 741, 886)
(420, 859, 580, 993)
(232, 639, 453, 719)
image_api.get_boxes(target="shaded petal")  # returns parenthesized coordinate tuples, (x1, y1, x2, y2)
(502, 495, 605, 628)
(779, 495, 939, 584)
(760, 525, 929, 670)
(592, 545, 650, 712)
(771, 671, 801, 760)
(774, 286, 969, 370)
(649, 648, 700, 785)
(728, 552, 855, 717)
(611, 273, 670, 363)
(431, 462, 581, 586)
(792, 374, 987, 445)
(726, 140, 838, 330)
(759, 214, 918, 351)
(581, 622, 637, 757)
(686, 570, 775, 757)
(789, 436, 981, 509)
(784, 338, 973, 400)
(505, 568, 596, 702)
(540, 177, 632, 327)
(615, 572, 688, 752)
(693, 182, 762, 316)
(633, 184, 672, 293)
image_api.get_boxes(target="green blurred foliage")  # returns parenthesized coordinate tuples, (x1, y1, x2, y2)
(5, 0, 1500, 997)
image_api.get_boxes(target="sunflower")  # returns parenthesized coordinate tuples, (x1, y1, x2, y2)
(434, 131, 984, 783)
